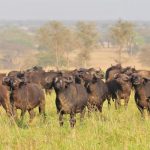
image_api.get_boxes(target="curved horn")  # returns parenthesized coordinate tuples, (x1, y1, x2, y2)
(114, 73, 119, 79)
(144, 77, 150, 81)
(64, 76, 73, 83)
(45, 77, 50, 83)
(2, 77, 10, 85)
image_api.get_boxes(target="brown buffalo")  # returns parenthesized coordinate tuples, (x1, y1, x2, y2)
(3, 76, 46, 123)
(131, 73, 150, 118)
(0, 74, 12, 117)
(77, 68, 109, 113)
(113, 73, 132, 109)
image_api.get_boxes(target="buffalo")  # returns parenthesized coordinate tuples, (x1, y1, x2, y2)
(8, 68, 62, 95)
(0, 74, 12, 117)
(106, 64, 136, 81)
(110, 73, 132, 109)
(131, 73, 150, 118)
(46, 75, 88, 127)
(3, 76, 46, 123)
(105, 64, 122, 81)
(78, 68, 109, 113)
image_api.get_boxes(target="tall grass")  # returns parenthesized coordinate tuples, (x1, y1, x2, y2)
(0, 91, 150, 150)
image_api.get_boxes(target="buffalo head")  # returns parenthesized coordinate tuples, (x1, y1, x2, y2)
(2, 76, 27, 90)
(114, 73, 131, 85)
(131, 73, 150, 85)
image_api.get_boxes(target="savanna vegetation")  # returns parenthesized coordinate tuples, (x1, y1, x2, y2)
(0, 20, 150, 150)
(0, 92, 150, 149)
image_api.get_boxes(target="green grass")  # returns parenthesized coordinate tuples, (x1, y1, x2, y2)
(0, 91, 150, 150)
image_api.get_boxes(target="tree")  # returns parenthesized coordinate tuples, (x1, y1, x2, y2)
(37, 21, 75, 69)
(76, 21, 100, 67)
(110, 20, 135, 63)
(62, 28, 76, 69)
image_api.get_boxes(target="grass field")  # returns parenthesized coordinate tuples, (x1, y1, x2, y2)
(0, 91, 150, 150)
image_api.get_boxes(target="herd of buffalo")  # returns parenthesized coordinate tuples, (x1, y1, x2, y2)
(0, 64, 150, 127)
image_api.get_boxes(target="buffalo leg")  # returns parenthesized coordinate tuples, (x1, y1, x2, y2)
(135, 97, 145, 118)
(124, 97, 129, 109)
(80, 108, 86, 122)
(115, 98, 121, 109)
(28, 109, 35, 123)
(70, 113, 76, 128)
(87, 103, 92, 117)
(137, 105, 144, 118)
(12, 105, 18, 120)
(107, 95, 111, 109)
(147, 104, 150, 117)
(59, 111, 64, 127)
(39, 101, 46, 120)
(1, 100, 12, 117)
(20, 109, 26, 122)
(98, 103, 107, 121)
(97, 103, 103, 113)
(115, 99, 118, 109)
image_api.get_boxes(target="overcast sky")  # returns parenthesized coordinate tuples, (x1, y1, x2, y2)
(0, 0, 149, 21)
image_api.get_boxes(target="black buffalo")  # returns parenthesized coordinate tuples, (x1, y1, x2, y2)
(46, 76, 88, 127)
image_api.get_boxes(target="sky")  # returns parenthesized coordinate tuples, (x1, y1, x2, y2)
(0, 0, 149, 21)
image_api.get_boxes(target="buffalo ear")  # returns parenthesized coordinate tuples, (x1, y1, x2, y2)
(143, 77, 150, 84)
(2, 77, 10, 86)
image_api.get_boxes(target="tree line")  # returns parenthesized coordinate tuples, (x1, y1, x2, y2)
(37, 20, 149, 68)
(0, 20, 149, 69)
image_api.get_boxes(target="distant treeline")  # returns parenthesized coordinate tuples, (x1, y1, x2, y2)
(0, 20, 149, 69)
